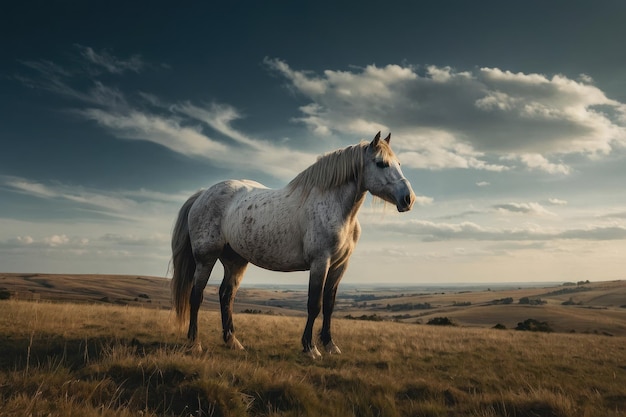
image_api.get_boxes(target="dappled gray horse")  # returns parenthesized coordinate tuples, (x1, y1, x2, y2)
(171, 132, 415, 358)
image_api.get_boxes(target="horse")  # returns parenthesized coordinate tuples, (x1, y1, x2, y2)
(171, 132, 416, 359)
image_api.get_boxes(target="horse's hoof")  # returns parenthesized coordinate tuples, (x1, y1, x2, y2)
(325, 341, 342, 355)
(304, 345, 322, 360)
(227, 337, 245, 351)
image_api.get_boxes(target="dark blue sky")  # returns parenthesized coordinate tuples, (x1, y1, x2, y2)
(2, 1, 626, 282)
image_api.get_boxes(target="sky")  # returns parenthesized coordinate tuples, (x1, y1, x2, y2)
(1, 1, 626, 285)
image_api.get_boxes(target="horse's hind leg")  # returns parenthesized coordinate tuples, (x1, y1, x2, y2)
(219, 245, 248, 350)
(188, 254, 219, 354)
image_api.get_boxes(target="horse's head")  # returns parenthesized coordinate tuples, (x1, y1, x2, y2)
(362, 132, 416, 212)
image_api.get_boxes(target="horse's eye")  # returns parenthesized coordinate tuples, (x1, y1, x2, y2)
(376, 160, 389, 169)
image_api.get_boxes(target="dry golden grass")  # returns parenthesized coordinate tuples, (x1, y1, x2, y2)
(1, 299, 625, 417)
(4, 274, 626, 336)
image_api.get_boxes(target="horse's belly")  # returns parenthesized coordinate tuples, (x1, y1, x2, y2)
(223, 213, 308, 271)
(228, 232, 308, 271)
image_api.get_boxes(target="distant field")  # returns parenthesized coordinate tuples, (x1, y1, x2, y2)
(2, 273, 625, 335)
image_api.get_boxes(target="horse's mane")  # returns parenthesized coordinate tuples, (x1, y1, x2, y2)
(288, 140, 395, 194)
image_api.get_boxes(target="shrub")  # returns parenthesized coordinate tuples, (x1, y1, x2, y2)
(561, 297, 583, 306)
(515, 319, 553, 332)
(493, 323, 507, 330)
(519, 297, 546, 305)
(386, 302, 431, 311)
(345, 314, 384, 322)
(491, 297, 513, 305)
(427, 317, 455, 326)
(543, 287, 590, 296)
(242, 309, 263, 314)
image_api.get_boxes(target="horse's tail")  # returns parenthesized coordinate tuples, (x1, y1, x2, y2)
(171, 190, 202, 326)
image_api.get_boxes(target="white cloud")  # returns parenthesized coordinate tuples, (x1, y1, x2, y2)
(172, 102, 261, 149)
(414, 196, 434, 206)
(547, 198, 568, 206)
(19, 52, 626, 177)
(264, 57, 328, 96)
(493, 202, 555, 216)
(79, 108, 229, 157)
(3, 178, 58, 198)
(7, 234, 88, 248)
(99, 233, 169, 246)
(516, 153, 570, 174)
(0, 177, 176, 275)
(601, 211, 626, 219)
(379, 219, 626, 242)
(265, 59, 626, 173)
(0, 227, 171, 276)
(15, 235, 34, 245)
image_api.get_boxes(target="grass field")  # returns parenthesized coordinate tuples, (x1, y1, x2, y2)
(1, 299, 625, 417)
(3, 273, 625, 336)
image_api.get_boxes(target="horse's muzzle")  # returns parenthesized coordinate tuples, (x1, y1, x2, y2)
(395, 180, 416, 212)
(397, 193, 414, 212)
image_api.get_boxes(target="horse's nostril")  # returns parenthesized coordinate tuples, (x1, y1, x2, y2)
(403, 194, 412, 206)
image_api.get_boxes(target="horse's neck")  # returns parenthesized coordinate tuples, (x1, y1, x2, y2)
(335, 182, 367, 222)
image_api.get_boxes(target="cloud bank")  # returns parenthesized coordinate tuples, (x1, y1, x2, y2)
(265, 58, 626, 174)
(20, 50, 626, 178)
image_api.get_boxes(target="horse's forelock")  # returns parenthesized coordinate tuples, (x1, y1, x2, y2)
(374, 138, 396, 163)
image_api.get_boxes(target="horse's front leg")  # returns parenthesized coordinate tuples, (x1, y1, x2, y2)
(302, 258, 330, 359)
(219, 247, 248, 350)
(321, 262, 348, 354)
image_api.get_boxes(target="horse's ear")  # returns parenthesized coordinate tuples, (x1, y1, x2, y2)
(370, 131, 381, 148)
(384, 133, 391, 144)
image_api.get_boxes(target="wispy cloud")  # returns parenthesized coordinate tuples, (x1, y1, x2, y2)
(76, 44, 145, 74)
(16, 48, 317, 182)
(547, 198, 568, 206)
(0, 175, 177, 274)
(0, 229, 170, 275)
(0, 175, 188, 221)
(6, 234, 89, 248)
(78, 108, 229, 157)
(379, 219, 626, 242)
(493, 202, 555, 216)
(599, 210, 626, 219)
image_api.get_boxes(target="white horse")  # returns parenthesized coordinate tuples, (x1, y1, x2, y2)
(171, 132, 415, 359)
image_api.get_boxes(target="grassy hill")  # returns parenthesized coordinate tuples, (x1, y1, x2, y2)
(0, 299, 625, 416)
(2, 273, 626, 336)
